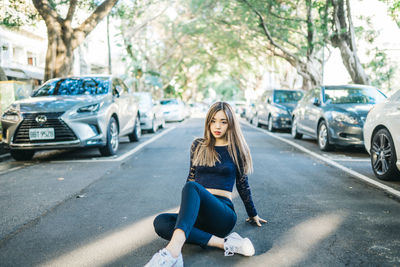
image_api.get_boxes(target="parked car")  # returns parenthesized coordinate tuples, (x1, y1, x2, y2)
(1, 75, 141, 161)
(159, 98, 187, 122)
(133, 92, 165, 133)
(254, 89, 304, 131)
(291, 84, 386, 151)
(364, 89, 400, 181)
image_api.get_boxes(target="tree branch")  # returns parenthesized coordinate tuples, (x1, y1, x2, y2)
(32, 0, 63, 25)
(66, 0, 78, 22)
(72, 0, 119, 49)
(239, 0, 300, 64)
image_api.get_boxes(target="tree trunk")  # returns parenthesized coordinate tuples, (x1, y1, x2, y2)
(330, 0, 370, 84)
(240, 0, 323, 90)
(32, 0, 119, 82)
(0, 66, 7, 81)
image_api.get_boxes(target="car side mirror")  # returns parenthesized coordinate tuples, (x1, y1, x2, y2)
(312, 97, 320, 106)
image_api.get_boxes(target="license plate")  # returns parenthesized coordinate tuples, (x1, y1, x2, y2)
(29, 128, 55, 140)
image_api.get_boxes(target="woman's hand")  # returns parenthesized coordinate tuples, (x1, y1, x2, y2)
(246, 215, 267, 227)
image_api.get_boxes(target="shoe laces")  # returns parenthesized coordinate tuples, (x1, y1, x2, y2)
(224, 244, 237, 256)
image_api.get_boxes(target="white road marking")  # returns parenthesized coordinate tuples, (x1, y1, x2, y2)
(328, 158, 370, 162)
(50, 127, 176, 163)
(0, 166, 25, 176)
(243, 121, 400, 199)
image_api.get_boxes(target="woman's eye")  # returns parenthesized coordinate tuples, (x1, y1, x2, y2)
(222, 121, 227, 124)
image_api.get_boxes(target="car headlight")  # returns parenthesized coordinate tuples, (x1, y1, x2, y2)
(332, 111, 358, 124)
(2, 107, 20, 122)
(77, 102, 103, 113)
(2, 113, 20, 122)
(273, 106, 289, 115)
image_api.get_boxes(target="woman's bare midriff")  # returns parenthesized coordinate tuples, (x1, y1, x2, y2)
(206, 188, 232, 200)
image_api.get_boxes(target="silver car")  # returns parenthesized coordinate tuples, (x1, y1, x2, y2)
(291, 85, 386, 151)
(1, 75, 141, 161)
(133, 92, 165, 133)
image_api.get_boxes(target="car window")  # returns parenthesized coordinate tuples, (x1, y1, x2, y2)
(160, 99, 178, 105)
(273, 90, 304, 103)
(118, 79, 130, 93)
(324, 87, 386, 104)
(113, 79, 126, 95)
(32, 77, 110, 96)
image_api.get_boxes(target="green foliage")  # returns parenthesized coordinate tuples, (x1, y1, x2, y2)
(364, 48, 396, 90)
(0, 0, 39, 27)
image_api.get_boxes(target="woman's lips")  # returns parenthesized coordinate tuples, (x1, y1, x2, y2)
(214, 131, 221, 135)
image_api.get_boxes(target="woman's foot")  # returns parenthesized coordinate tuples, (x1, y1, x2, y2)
(144, 248, 183, 267)
(224, 232, 255, 256)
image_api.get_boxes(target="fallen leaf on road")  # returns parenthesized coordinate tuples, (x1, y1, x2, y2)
(57, 177, 64, 181)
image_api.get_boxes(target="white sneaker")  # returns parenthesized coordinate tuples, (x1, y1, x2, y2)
(144, 248, 184, 267)
(224, 232, 255, 257)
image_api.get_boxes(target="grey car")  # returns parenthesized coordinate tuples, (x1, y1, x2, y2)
(1, 75, 141, 161)
(291, 85, 386, 151)
(133, 92, 165, 133)
(253, 89, 304, 131)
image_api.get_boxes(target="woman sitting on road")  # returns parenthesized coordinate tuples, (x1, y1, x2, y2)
(145, 101, 267, 267)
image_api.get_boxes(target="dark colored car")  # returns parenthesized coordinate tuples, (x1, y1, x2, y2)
(253, 89, 304, 131)
(291, 84, 386, 151)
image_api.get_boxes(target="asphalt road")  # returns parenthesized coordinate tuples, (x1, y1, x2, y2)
(0, 117, 399, 266)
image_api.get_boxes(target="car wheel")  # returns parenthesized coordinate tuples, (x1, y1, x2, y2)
(252, 115, 259, 127)
(100, 117, 119, 156)
(291, 116, 303, 139)
(268, 116, 275, 132)
(370, 128, 400, 181)
(10, 149, 35, 161)
(128, 115, 141, 142)
(318, 121, 334, 151)
(150, 117, 157, 133)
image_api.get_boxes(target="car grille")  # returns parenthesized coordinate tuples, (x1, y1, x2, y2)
(13, 112, 77, 143)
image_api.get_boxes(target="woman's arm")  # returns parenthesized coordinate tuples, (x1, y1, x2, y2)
(186, 139, 201, 182)
(235, 171, 258, 218)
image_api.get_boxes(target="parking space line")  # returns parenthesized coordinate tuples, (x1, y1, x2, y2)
(328, 158, 370, 162)
(0, 166, 25, 176)
(50, 127, 176, 163)
(242, 122, 400, 199)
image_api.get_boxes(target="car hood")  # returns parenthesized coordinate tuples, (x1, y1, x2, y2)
(11, 95, 107, 113)
(275, 103, 297, 113)
(161, 104, 181, 112)
(330, 104, 374, 117)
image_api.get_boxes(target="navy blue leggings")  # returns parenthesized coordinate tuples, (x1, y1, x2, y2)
(153, 181, 237, 247)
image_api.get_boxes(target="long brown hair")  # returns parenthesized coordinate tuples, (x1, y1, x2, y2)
(192, 102, 253, 175)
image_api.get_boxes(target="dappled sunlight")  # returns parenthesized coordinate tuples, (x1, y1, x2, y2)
(40, 207, 178, 267)
(235, 213, 346, 267)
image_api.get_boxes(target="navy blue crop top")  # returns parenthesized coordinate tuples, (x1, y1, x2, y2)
(186, 138, 257, 217)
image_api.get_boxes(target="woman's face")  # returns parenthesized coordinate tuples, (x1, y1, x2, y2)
(210, 110, 229, 140)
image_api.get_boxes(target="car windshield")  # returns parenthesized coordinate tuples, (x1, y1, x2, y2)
(160, 99, 178, 105)
(274, 90, 303, 103)
(32, 77, 110, 96)
(324, 87, 386, 104)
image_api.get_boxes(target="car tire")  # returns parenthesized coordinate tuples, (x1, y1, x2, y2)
(318, 120, 334, 151)
(128, 115, 141, 142)
(100, 117, 119, 156)
(10, 149, 35, 161)
(370, 128, 400, 181)
(252, 115, 259, 127)
(149, 117, 157, 133)
(291, 116, 303, 139)
(268, 115, 275, 132)
(160, 118, 166, 129)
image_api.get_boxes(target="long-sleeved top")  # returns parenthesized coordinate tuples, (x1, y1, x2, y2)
(186, 138, 257, 217)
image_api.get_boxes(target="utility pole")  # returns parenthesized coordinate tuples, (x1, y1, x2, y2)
(107, 15, 112, 75)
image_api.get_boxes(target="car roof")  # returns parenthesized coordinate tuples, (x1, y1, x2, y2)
(322, 84, 378, 90)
